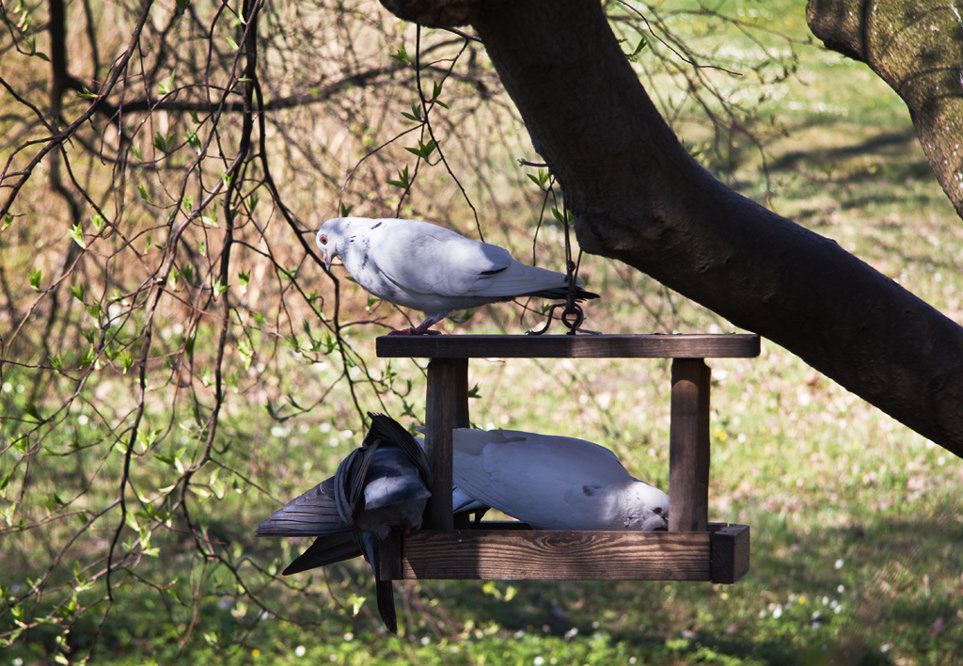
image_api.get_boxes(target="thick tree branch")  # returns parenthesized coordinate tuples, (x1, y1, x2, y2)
(807, 0, 963, 217)
(381, 0, 963, 455)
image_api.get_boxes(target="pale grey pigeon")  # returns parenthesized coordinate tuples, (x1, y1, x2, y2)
(451, 428, 669, 531)
(315, 216, 599, 333)
(257, 413, 431, 633)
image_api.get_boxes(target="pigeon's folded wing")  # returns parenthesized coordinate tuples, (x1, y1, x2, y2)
(368, 220, 513, 298)
(452, 428, 641, 529)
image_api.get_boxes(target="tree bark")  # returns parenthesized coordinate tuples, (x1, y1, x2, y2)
(807, 0, 963, 218)
(381, 0, 963, 457)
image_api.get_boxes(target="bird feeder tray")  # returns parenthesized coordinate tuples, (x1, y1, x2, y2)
(376, 333, 759, 584)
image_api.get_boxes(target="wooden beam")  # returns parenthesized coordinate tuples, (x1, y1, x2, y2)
(387, 523, 749, 581)
(377, 333, 759, 359)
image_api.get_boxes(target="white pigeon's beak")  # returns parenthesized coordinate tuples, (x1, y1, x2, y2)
(642, 512, 668, 531)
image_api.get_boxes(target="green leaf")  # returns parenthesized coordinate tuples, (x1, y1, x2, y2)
(401, 102, 422, 122)
(23, 402, 42, 421)
(120, 350, 133, 373)
(68, 221, 85, 248)
(153, 131, 174, 153)
(158, 70, 175, 96)
(28, 267, 42, 290)
(91, 212, 105, 230)
(186, 129, 201, 152)
(405, 139, 437, 159)
(387, 165, 411, 190)
(390, 44, 409, 64)
(79, 346, 96, 369)
(226, 36, 238, 51)
(77, 87, 98, 100)
(137, 184, 150, 202)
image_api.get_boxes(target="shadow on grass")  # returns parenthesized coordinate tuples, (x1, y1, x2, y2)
(418, 503, 961, 665)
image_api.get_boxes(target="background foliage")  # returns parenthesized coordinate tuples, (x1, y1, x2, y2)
(1, 0, 960, 663)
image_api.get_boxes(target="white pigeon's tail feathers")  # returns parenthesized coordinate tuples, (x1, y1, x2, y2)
(475, 260, 598, 301)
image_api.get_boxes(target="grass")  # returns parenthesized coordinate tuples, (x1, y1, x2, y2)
(2, 1, 963, 664)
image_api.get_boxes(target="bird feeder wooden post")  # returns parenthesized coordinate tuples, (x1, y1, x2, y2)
(669, 358, 711, 533)
(376, 333, 758, 584)
(424, 358, 469, 530)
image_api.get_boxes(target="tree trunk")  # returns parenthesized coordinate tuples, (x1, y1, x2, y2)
(806, 0, 963, 218)
(381, 0, 963, 457)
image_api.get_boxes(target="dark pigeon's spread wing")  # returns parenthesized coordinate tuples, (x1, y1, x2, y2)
(256, 479, 347, 537)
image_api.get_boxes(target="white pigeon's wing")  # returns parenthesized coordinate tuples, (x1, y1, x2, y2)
(452, 429, 633, 528)
(366, 219, 514, 298)
(414, 435, 488, 514)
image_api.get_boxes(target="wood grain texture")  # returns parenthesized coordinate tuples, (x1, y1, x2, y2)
(424, 358, 469, 529)
(388, 523, 749, 581)
(377, 334, 760, 359)
(398, 528, 710, 580)
(669, 359, 711, 532)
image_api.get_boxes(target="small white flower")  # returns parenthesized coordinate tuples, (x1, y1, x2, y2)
(294, 645, 306, 657)
(834, 558, 844, 570)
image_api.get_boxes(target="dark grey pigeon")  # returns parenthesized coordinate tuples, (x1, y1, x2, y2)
(257, 413, 431, 633)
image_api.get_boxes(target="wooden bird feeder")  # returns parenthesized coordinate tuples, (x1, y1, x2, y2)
(375, 334, 758, 584)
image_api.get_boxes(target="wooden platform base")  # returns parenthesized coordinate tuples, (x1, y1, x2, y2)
(381, 522, 749, 584)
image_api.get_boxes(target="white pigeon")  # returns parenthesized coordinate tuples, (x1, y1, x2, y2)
(315, 216, 598, 333)
(451, 428, 669, 531)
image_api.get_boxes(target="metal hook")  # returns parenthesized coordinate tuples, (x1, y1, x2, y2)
(527, 302, 597, 336)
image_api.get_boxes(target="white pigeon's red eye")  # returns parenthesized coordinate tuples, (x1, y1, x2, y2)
(318, 234, 327, 245)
